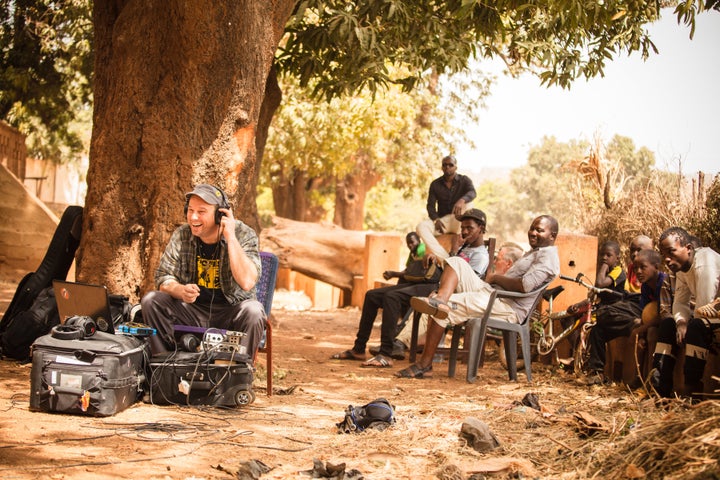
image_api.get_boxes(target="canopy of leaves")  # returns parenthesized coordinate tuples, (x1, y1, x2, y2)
(0, 0, 92, 163)
(265, 76, 436, 188)
(276, 0, 702, 102)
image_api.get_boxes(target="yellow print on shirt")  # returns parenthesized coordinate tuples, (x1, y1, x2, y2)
(197, 257, 220, 289)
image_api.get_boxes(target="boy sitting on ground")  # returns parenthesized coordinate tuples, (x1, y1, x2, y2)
(580, 239, 638, 385)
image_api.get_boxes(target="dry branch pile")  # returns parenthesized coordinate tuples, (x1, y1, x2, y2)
(588, 400, 720, 479)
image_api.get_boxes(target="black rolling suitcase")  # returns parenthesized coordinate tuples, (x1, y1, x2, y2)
(29, 329, 148, 416)
(147, 350, 255, 407)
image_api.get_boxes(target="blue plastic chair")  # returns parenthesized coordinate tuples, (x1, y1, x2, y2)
(256, 252, 279, 396)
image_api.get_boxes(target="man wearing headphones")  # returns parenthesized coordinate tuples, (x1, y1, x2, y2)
(140, 184, 265, 358)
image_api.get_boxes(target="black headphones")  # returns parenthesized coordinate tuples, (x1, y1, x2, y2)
(51, 315, 97, 340)
(184, 185, 230, 225)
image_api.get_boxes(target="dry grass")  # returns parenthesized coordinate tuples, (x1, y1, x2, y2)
(587, 400, 720, 479)
(2, 297, 719, 479)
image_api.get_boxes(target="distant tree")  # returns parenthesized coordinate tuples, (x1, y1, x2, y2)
(510, 136, 589, 231)
(473, 179, 527, 243)
(567, 133, 656, 211)
(0, 0, 92, 163)
(606, 135, 655, 180)
(363, 184, 426, 233)
(263, 72, 488, 229)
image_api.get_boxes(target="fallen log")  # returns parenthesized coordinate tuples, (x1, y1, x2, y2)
(259, 216, 367, 290)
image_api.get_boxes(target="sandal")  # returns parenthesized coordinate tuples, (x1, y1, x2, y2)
(330, 349, 365, 361)
(696, 298, 720, 318)
(395, 363, 433, 379)
(361, 354, 393, 368)
(370, 342, 406, 360)
(411, 296, 451, 320)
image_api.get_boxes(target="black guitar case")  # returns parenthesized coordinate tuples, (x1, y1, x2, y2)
(0, 206, 83, 357)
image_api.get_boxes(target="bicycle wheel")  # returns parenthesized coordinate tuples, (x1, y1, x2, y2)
(573, 323, 593, 375)
(532, 310, 555, 356)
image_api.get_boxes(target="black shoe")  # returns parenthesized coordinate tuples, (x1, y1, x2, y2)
(368, 341, 405, 360)
(391, 341, 406, 360)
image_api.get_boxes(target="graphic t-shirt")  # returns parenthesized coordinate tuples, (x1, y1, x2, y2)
(196, 241, 228, 306)
(599, 265, 627, 304)
(457, 243, 489, 278)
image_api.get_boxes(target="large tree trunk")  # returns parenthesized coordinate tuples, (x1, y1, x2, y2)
(333, 154, 379, 230)
(259, 216, 367, 290)
(252, 64, 283, 224)
(79, 1, 296, 301)
(272, 170, 326, 222)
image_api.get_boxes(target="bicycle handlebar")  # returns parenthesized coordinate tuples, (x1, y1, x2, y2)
(558, 273, 625, 298)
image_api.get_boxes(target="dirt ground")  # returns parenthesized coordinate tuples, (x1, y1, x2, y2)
(0, 284, 718, 480)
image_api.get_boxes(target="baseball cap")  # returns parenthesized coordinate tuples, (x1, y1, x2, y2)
(185, 184, 225, 205)
(460, 208, 487, 225)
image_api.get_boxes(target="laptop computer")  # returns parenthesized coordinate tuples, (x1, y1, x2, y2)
(52, 280, 115, 334)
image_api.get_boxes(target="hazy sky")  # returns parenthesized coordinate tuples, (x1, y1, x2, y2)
(457, 11, 720, 176)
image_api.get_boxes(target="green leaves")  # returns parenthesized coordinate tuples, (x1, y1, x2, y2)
(262, 70, 474, 222)
(278, 0, 709, 98)
(1, 0, 93, 164)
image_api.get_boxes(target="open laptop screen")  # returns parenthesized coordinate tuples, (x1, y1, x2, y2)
(52, 280, 114, 334)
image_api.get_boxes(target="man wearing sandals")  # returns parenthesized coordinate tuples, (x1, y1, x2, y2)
(387, 241, 525, 358)
(397, 215, 560, 379)
(331, 209, 490, 368)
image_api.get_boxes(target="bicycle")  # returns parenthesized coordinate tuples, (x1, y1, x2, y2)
(532, 273, 624, 374)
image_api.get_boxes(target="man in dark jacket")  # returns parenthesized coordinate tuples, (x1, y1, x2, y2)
(416, 155, 477, 258)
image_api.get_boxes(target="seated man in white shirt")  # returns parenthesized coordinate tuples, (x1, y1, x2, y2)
(387, 241, 525, 356)
(396, 215, 560, 379)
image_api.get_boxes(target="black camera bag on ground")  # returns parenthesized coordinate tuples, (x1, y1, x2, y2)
(337, 397, 396, 433)
(29, 330, 148, 416)
(147, 350, 255, 407)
